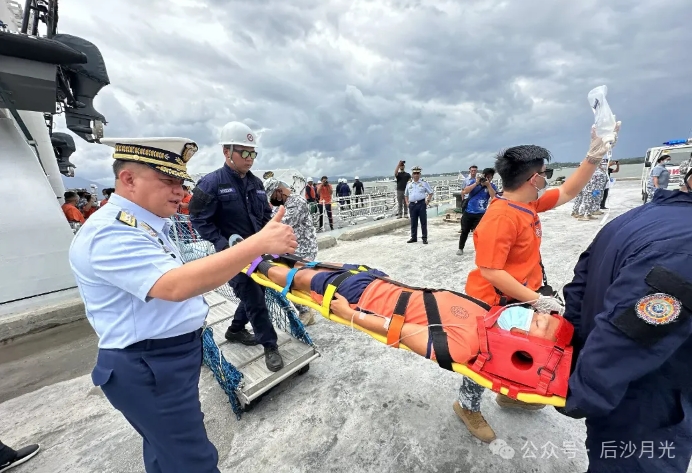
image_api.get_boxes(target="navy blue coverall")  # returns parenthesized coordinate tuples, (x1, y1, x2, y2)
(189, 165, 278, 348)
(560, 189, 692, 472)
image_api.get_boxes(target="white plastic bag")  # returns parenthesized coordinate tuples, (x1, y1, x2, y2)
(587, 85, 617, 143)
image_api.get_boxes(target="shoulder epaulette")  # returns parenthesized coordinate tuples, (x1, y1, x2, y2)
(115, 210, 137, 227)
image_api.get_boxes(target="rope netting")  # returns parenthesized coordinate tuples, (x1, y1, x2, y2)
(168, 214, 314, 418)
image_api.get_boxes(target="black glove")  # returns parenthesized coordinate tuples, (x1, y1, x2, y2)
(553, 385, 587, 419)
(555, 405, 587, 420)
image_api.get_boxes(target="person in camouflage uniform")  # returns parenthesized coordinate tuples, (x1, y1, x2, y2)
(264, 177, 319, 325)
(571, 167, 606, 221)
(587, 165, 608, 215)
(571, 181, 593, 220)
(679, 156, 691, 190)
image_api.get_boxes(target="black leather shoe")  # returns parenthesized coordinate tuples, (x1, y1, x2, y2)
(407, 238, 417, 243)
(422, 238, 428, 244)
(224, 328, 258, 346)
(264, 347, 284, 372)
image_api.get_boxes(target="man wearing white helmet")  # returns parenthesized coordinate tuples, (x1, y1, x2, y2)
(189, 121, 284, 372)
(336, 178, 351, 209)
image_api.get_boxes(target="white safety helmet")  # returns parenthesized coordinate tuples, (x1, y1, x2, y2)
(307, 177, 314, 183)
(218, 121, 257, 148)
(354, 176, 359, 180)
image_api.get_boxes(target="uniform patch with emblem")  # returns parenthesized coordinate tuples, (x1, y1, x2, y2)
(115, 210, 137, 227)
(635, 293, 681, 325)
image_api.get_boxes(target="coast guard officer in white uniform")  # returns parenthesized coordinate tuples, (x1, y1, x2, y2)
(68, 137, 297, 473)
(404, 165, 434, 244)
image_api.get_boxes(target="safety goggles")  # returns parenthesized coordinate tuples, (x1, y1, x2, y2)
(237, 150, 257, 160)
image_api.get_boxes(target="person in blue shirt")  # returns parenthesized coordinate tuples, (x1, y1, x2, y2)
(646, 154, 672, 202)
(559, 167, 692, 473)
(189, 121, 285, 372)
(457, 167, 497, 256)
(69, 137, 297, 473)
(404, 166, 434, 244)
(457, 165, 478, 233)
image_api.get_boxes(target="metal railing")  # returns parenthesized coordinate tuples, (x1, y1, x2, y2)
(164, 184, 460, 236)
(298, 184, 458, 232)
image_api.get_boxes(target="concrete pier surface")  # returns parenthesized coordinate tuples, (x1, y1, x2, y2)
(3, 181, 688, 473)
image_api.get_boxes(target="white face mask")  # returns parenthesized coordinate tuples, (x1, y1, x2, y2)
(534, 174, 548, 199)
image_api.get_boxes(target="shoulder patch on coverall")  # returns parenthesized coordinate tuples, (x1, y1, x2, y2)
(612, 266, 691, 347)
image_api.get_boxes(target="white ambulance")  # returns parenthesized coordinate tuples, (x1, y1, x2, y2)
(640, 139, 692, 202)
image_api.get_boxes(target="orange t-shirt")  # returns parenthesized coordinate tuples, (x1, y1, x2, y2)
(83, 206, 98, 220)
(62, 203, 85, 224)
(312, 279, 487, 364)
(317, 184, 332, 204)
(179, 194, 192, 215)
(465, 189, 560, 305)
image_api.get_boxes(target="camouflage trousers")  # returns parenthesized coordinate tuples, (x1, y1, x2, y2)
(587, 171, 608, 214)
(572, 182, 594, 216)
(458, 376, 484, 412)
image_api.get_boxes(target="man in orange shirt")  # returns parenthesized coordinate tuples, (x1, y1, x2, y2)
(100, 187, 113, 207)
(62, 191, 85, 225)
(316, 176, 334, 231)
(455, 123, 621, 443)
(178, 185, 192, 215)
(82, 193, 98, 220)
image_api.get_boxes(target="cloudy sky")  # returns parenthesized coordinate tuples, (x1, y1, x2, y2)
(52, 0, 692, 185)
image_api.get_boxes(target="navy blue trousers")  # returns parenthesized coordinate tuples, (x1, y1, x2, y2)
(584, 389, 692, 472)
(409, 200, 427, 239)
(229, 273, 278, 348)
(92, 332, 219, 473)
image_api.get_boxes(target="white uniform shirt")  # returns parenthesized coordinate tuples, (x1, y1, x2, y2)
(69, 193, 209, 349)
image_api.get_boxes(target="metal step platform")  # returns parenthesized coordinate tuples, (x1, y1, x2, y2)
(203, 290, 320, 409)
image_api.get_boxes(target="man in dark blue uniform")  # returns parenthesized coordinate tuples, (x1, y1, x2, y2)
(189, 121, 284, 371)
(559, 167, 692, 472)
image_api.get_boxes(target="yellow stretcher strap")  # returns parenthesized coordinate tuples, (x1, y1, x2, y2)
(321, 270, 359, 314)
(241, 261, 566, 407)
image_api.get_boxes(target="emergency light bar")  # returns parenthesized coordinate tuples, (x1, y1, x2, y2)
(662, 139, 689, 146)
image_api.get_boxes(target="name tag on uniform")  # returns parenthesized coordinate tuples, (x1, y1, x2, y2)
(256, 190, 266, 195)
(218, 187, 236, 195)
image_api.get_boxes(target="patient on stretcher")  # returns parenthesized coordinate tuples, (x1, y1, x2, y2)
(256, 259, 562, 365)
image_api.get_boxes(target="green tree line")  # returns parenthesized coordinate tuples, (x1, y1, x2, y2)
(554, 156, 644, 168)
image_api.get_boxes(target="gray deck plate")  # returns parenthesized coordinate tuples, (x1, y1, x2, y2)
(203, 290, 320, 404)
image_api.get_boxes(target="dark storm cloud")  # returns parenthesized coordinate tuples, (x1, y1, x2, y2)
(55, 0, 692, 183)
